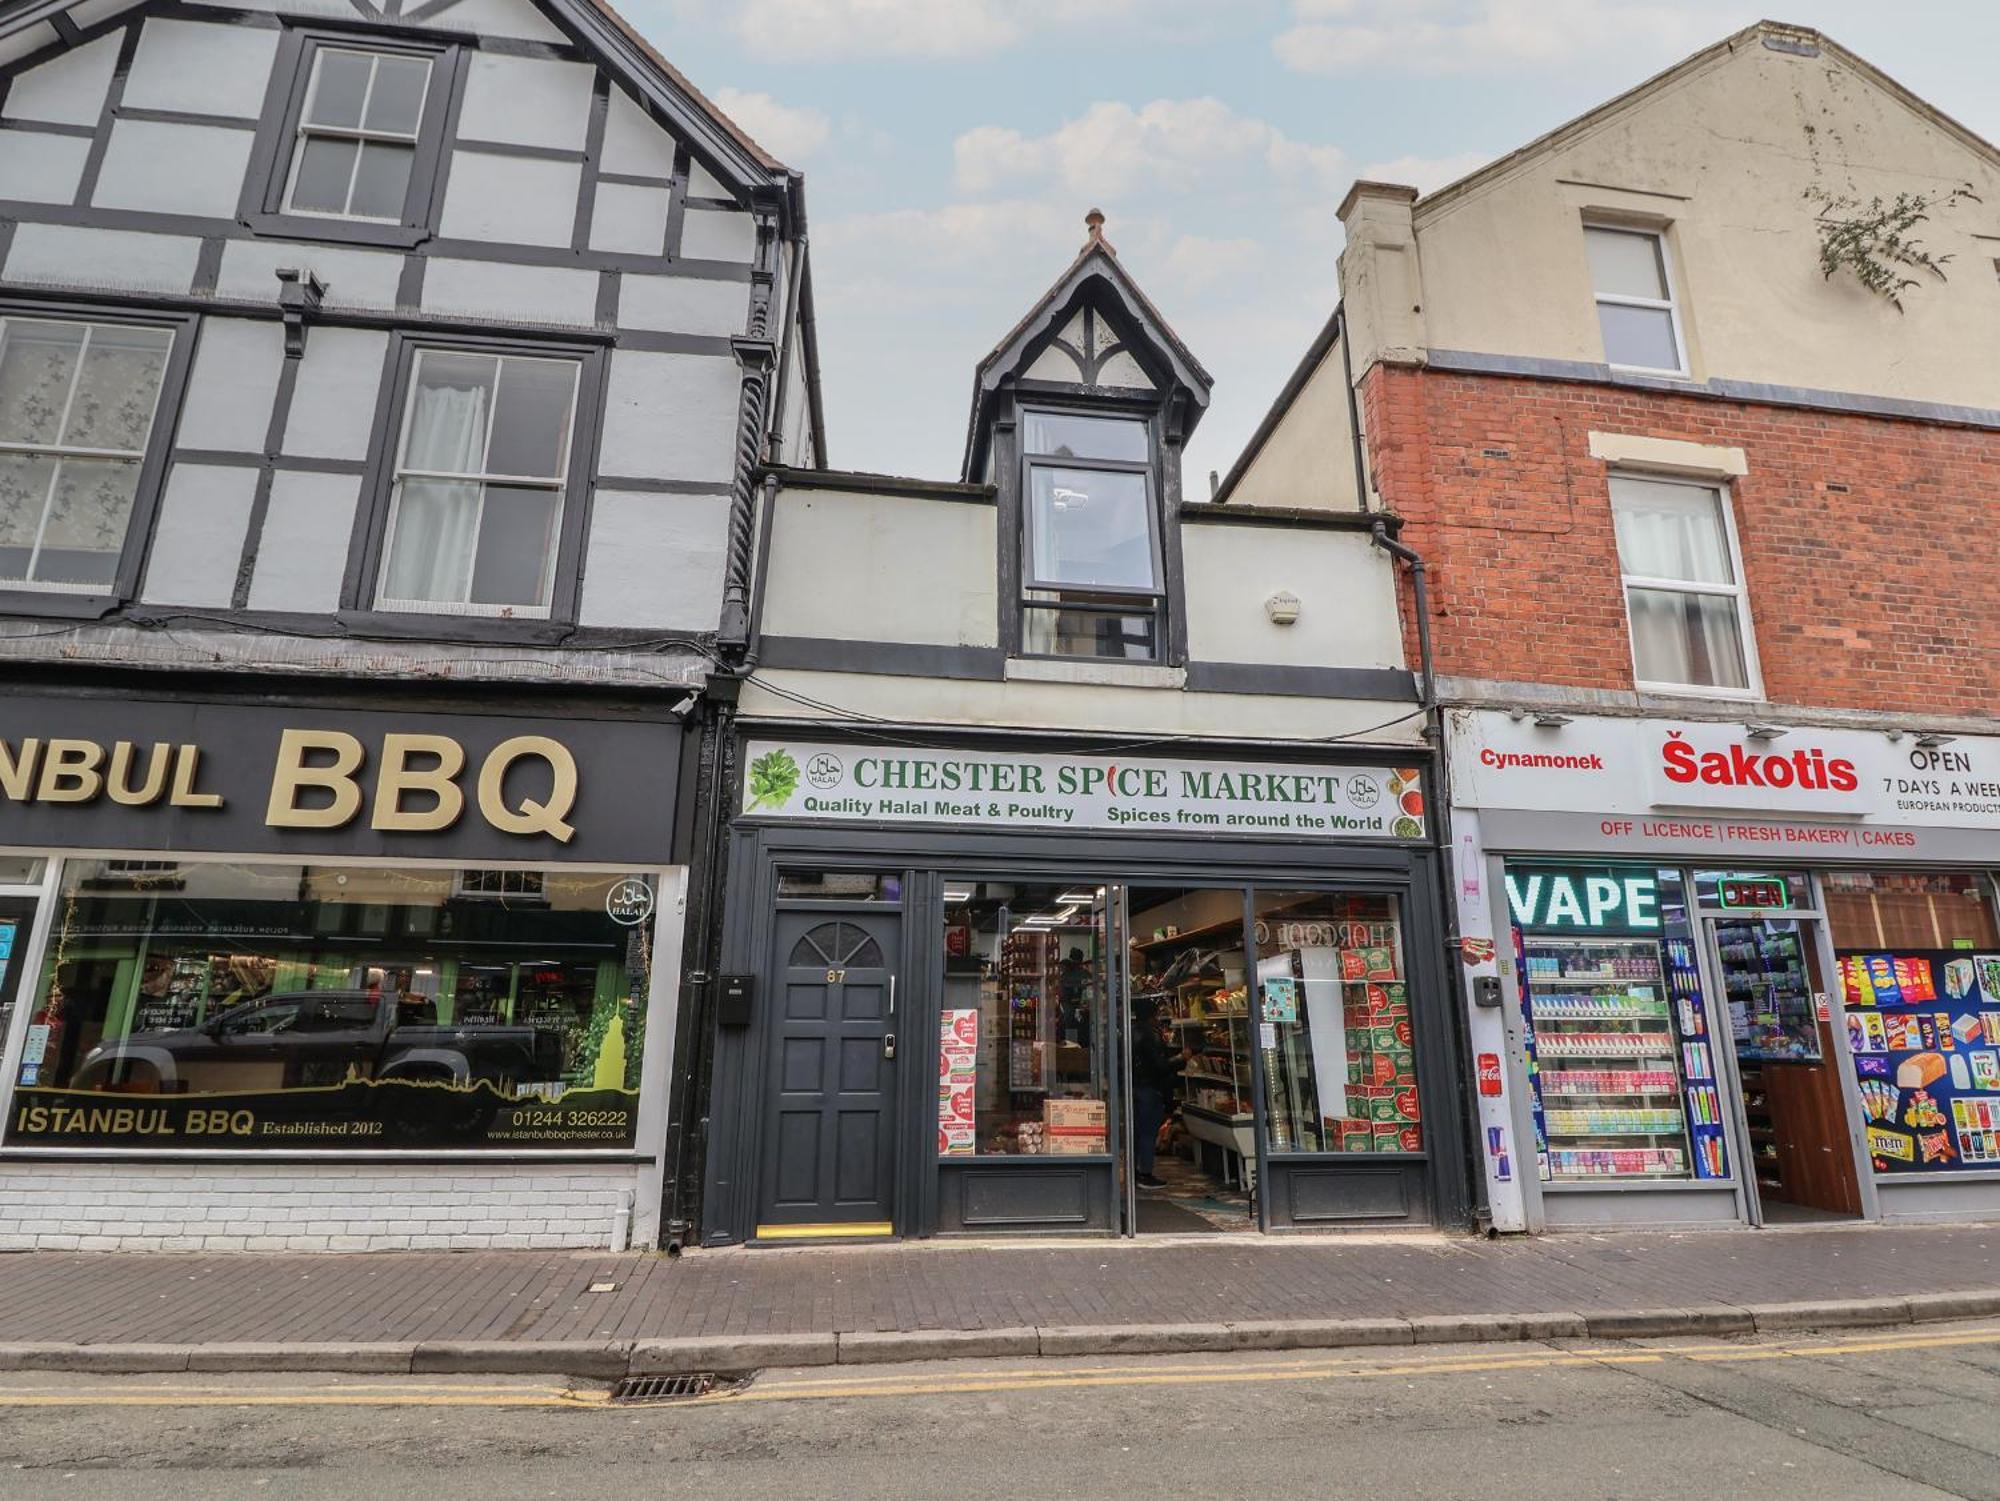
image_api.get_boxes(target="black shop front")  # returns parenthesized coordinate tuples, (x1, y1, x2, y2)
(697, 735, 1467, 1243)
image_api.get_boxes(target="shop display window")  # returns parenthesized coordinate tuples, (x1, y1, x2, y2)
(1826, 871, 2000, 1174)
(6, 860, 657, 1150)
(1509, 864, 1728, 1182)
(1251, 891, 1418, 1155)
(940, 880, 1109, 1156)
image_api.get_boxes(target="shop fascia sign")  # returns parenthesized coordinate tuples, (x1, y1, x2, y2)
(0, 729, 577, 839)
(740, 741, 1427, 840)
(0, 693, 682, 862)
(1449, 709, 2000, 829)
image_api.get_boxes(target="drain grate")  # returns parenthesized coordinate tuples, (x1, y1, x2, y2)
(610, 1371, 729, 1404)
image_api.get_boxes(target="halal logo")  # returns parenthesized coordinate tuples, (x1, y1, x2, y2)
(1345, 775, 1381, 809)
(605, 877, 654, 926)
(805, 752, 844, 790)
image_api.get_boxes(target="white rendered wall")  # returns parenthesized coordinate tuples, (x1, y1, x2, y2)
(0, 1162, 652, 1251)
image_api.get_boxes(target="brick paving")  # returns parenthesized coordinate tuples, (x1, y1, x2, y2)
(0, 1222, 1994, 1347)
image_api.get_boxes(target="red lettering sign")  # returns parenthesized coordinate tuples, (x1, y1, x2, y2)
(1660, 732, 1858, 793)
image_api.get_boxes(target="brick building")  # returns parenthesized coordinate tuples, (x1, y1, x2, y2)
(1222, 22, 2000, 1232)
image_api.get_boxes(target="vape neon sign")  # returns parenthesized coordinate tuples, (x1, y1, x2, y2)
(1506, 869, 1660, 932)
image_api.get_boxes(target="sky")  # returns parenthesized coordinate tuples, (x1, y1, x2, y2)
(630, 0, 2000, 489)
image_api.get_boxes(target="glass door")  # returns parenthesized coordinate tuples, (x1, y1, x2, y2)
(1706, 913, 1862, 1221)
(1121, 886, 1259, 1234)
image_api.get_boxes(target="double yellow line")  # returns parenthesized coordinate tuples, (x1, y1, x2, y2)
(0, 1324, 1993, 1410)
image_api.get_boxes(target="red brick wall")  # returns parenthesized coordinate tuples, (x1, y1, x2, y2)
(1361, 363, 2000, 721)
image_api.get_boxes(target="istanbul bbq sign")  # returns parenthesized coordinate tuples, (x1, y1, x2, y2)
(740, 742, 1426, 840)
(1451, 710, 2000, 830)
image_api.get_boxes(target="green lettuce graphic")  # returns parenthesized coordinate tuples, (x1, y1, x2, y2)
(747, 749, 802, 810)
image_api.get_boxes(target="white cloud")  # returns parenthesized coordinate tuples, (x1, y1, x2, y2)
(954, 98, 1346, 200)
(731, 0, 1177, 62)
(1275, 0, 1715, 75)
(710, 88, 832, 162)
(1160, 234, 1263, 292)
(1357, 149, 1494, 194)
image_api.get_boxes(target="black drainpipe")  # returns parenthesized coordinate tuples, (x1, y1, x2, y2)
(1366, 448, 1488, 1232)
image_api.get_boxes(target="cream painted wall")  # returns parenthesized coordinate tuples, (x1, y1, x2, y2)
(1183, 523, 1405, 670)
(1367, 30, 2000, 407)
(761, 488, 1000, 647)
(741, 670, 1427, 747)
(1222, 335, 1363, 511)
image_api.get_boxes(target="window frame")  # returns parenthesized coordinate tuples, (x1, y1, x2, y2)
(1584, 223, 1689, 379)
(1015, 401, 1168, 664)
(241, 26, 465, 250)
(0, 298, 196, 619)
(344, 331, 607, 626)
(1608, 471, 1762, 701)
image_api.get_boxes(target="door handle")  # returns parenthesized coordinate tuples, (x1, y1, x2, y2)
(883, 1032, 897, 1060)
(889, 975, 896, 1016)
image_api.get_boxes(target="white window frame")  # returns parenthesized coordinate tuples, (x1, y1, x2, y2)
(1610, 471, 1762, 701)
(374, 348, 581, 620)
(0, 315, 172, 594)
(1585, 224, 1689, 379)
(282, 46, 435, 224)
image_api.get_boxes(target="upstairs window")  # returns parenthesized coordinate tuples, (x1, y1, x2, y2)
(1585, 226, 1685, 376)
(246, 32, 457, 244)
(284, 46, 435, 222)
(0, 316, 172, 593)
(1019, 409, 1161, 660)
(376, 348, 581, 618)
(1610, 473, 1755, 694)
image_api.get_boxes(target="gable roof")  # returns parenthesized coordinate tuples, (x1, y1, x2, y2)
(961, 214, 1212, 480)
(1409, 19, 2000, 222)
(0, 0, 802, 226)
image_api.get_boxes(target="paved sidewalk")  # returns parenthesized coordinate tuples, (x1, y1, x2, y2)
(0, 1222, 1995, 1374)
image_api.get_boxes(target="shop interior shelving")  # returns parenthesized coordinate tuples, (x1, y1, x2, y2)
(1527, 933, 1693, 1180)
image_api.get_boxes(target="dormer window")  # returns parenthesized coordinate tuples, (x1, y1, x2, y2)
(965, 211, 1211, 671)
(1019, 409, 1161, 660)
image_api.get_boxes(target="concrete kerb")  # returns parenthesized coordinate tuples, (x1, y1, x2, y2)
(411, 1341, 632, 1378)
(1582, 1306, 1756, 1340)
(5, 1290, 1998, 1377)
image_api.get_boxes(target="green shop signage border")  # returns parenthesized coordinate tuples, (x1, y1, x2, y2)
(741, 742, 1426, 840)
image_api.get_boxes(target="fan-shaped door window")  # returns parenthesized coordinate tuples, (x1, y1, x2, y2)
(789, 921, 884, 971)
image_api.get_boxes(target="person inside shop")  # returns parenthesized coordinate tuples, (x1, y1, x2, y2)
(1059, 946, 1092, 1048)
(1130, 996, 1192, 1189)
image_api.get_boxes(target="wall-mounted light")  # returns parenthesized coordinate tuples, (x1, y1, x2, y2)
(1914, 732, 1958, 749)
(1532, 713, 1572, 729)
(1744, 723, 1788, 741)
(1265, 590, 1301, 626)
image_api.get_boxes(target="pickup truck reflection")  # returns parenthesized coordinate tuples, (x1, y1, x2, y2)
(73, 990, 565, 1097)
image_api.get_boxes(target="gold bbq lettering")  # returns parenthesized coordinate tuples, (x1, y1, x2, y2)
(0, 730, 578, 841)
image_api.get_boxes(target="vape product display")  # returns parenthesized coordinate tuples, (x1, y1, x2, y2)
(1520, 934, 1698, 1181)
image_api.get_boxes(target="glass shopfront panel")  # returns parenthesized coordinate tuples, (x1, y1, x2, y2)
(1825, 870, 2000, 1174)
(1252, 890, 1418, 1155)
(6, 859, 659, 1150)
(1508, 864, 1730, 1183)
(939, 880, 1110, 1157)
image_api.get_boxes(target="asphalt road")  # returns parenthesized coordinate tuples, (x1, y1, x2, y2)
(2, 1321, 1999, 1500)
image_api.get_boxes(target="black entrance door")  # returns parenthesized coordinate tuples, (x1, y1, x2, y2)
(757, 912, 901, 1238)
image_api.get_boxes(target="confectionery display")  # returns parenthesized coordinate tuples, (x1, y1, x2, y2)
(1840, 948, 2000, 1173)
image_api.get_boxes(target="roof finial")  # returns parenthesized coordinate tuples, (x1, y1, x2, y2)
(1085, 207, 1105, 243)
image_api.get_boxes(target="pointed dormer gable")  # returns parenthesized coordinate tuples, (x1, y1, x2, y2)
(962, 210, 1211, 483)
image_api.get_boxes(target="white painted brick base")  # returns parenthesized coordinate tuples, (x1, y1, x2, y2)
(0, 1162, 651, 1251)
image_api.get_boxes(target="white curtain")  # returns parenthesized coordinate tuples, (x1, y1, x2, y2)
(383, 379, 487, 605)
